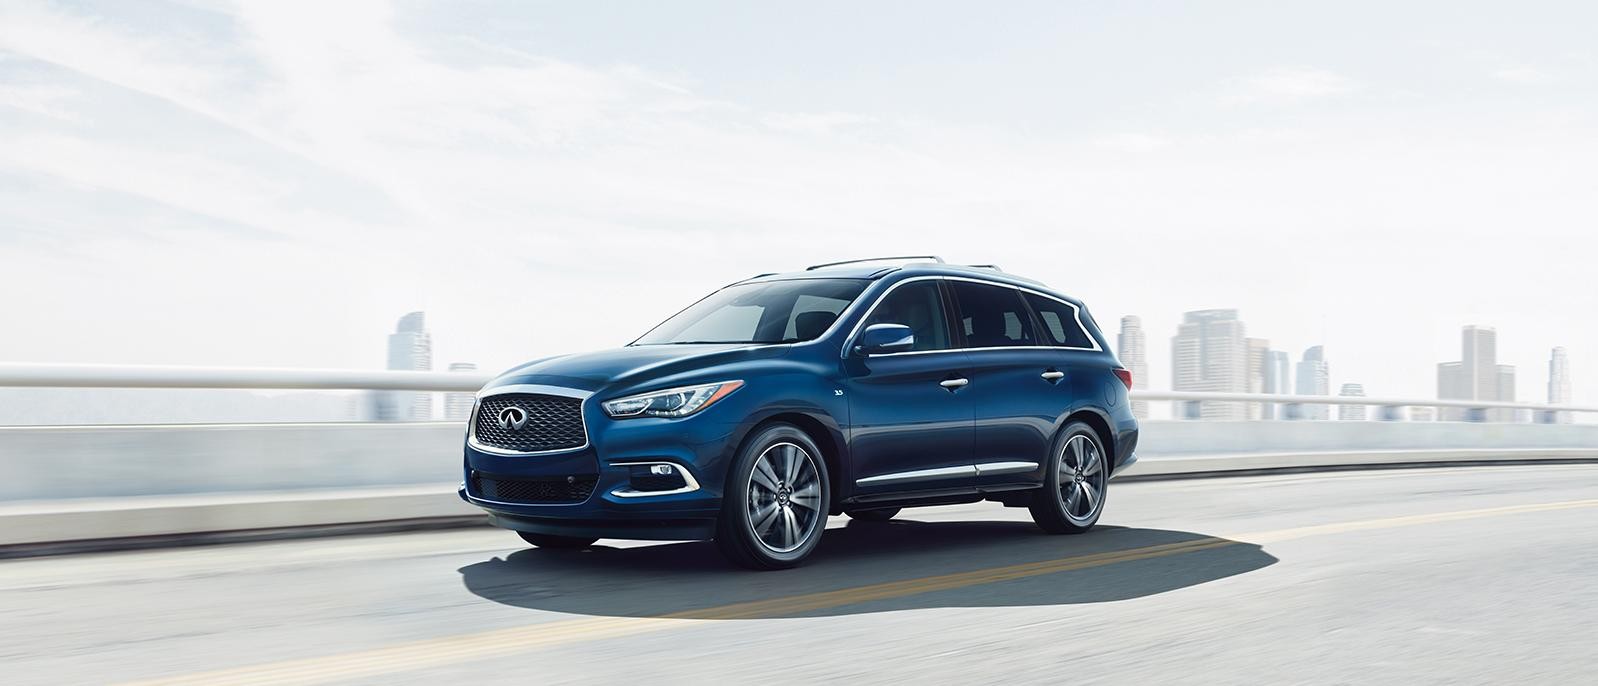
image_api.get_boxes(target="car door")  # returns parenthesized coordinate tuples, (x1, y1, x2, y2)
(946, 279, 1072, 487)
(841, 278, 976, 497)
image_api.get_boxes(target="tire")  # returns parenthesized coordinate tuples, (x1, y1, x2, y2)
(516, 531, 598, 549)
(845, 507, 900, 522)
(1029, 421, 1109, 534)
(715, 423, 831, 570)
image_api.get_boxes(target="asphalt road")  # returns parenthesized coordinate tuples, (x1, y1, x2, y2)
(4, 464, 1597, 685)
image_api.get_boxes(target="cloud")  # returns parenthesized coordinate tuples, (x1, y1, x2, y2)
(1227, 67, 1359, 103)
(0, 83, 81, 121)
(1491, 66, 1556, 84)
(1092, 133, 1170, 153)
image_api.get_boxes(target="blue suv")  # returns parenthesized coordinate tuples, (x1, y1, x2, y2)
(460, 257, 1139, 569)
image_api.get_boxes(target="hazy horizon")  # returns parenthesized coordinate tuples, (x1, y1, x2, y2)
(3, 1, 1595, 403)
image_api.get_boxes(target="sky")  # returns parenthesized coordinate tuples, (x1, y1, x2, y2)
(1, 0, 1595, 403)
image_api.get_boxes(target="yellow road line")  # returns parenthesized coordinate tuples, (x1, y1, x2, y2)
(124, 497, 1598, 686)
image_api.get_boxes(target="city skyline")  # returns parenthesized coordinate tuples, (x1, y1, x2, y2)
(3, 2, 1598, 410)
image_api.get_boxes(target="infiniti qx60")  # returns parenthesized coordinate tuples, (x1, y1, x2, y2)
(460, 256, 1139, 569)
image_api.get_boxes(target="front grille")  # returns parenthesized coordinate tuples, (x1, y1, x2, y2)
(471, 473, 597, 504)
(472, 393, 587, 453)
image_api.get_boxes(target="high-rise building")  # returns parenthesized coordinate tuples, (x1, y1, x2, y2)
(1171, 309, 1247, 420)
(445, 362, 478, 421)
(1437, 325, 1516, 422)
(1548, 347, 1572, 424)
(1117, 316, 1149, 419)
(381, 311, 434, 421)
(1246, 338, 1270, 420)
(1295, 345, 1330, 420)
(1338, 383, 1366, 420)
(1264, 349, 1291, 419)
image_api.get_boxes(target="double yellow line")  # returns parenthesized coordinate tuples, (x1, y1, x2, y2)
(128, 497, 1598, 686)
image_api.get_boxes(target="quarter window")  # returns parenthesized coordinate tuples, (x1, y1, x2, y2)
(860, 281, 951, 351)
(949, 281, 1036, 348)
(1023, 293, 1096, 348)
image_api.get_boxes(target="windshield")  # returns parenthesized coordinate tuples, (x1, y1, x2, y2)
(633, 279, 869, 345)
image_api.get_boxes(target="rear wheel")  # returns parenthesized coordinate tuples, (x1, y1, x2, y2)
(716, 424, 830, 570)
(1029, 421, 1108, 534)
(845, 507, 900, 522)
(516, 531, 598, 549)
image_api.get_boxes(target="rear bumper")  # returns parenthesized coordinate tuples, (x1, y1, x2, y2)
(1110, 452, 1138, 479)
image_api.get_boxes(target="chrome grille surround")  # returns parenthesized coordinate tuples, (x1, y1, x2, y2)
(467, 384, 593, 455)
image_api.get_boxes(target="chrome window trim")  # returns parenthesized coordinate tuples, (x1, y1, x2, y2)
(468, 384, 594, 456)
(840, 275, 1103, 359)
(608, 460, 703, 498)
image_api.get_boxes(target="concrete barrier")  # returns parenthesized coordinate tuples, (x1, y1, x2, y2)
(2, 420, 1596, 553)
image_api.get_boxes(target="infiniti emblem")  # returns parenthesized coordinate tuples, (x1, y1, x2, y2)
(496, 406, 529, 431)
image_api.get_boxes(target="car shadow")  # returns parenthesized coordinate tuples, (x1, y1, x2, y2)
(457, 517, 1277, 619)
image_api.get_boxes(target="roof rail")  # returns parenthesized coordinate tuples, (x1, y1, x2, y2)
(965, 264, 1003, 272)
(805, 255, 945, 271)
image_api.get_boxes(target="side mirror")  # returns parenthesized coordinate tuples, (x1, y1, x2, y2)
(855, 323, 915, 355)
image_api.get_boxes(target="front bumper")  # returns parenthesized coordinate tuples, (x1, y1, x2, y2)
(460, 415, 741, 541)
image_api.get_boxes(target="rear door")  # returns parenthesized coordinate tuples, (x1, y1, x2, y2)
(946, 280, 1073, 487)
(841, 279, 975, 497)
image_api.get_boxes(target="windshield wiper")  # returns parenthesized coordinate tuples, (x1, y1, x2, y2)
(664, 340, 752, 345)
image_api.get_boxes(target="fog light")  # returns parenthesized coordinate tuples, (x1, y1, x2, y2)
(650, 464, 675, 476)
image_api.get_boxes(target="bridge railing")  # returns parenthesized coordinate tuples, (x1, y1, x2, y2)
(1, 363, 1595, 551)
(3, 362, 1594, 414)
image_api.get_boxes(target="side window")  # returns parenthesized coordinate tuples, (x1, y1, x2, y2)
(949, 281, 1036, 348)
(861, 281, 951, 351)
(1023, 293, 1096, 348)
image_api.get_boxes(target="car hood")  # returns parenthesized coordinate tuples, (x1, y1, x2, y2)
(487, 343, 790, 394)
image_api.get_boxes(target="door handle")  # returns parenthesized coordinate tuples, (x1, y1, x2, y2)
(940, 378, 969, 390)
(1040, 370, 1065, 381)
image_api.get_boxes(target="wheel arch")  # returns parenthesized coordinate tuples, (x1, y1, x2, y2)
(1063, 407, 1115, 464)
(726, 409, 847, 511)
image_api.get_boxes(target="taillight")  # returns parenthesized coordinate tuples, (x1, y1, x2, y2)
(1112, 368, 1133, 390)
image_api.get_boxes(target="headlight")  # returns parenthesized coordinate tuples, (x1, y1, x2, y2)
(602, 380, 744, 419)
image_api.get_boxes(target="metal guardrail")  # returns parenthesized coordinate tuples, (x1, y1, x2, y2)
(2, 362, 1596, 415)
(0, 363, 494, 392)
(1136, 390, 1598, 414)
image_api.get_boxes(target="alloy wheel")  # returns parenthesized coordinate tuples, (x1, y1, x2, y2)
(1057, 434, 1106, 524)
(746, 441, 824, 553)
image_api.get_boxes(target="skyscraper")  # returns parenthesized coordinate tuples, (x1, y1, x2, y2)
(1548, 347, 1572, 424)
(1295, 345, 1330, 420)
(445, 362, 478, 421)
(1338, 383, 1366, 420)
(1245, 338, 1270, 420)
(382, 311, 434, 421)
(1437, 325, 1516, 422)
(1117, 316, 1148, 419)
(1264, 349, 1291, 420)
(1171, 309, 1246, 420)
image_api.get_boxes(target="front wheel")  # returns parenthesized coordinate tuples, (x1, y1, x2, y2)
(715, 423, 830, 570)
(517, 531, 598, 549)
(1029, 421, 1108, 534)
